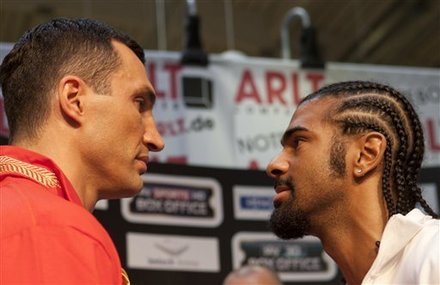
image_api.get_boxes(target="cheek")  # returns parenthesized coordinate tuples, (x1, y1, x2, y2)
(113, 112, 144, 137)
(292, 155, 325, 193)
(292, 152, 320, 176)
(89, 120, 140, 156)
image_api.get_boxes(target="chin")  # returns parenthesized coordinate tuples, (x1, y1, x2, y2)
(269, 199, 311, 240)
(123, 182, 144, 197)
(103, 180, 144, 199)
(126, 175, 145, 193)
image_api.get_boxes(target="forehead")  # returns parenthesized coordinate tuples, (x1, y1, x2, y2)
(109, 40, 156, 103)
(112, 41, 144, 75)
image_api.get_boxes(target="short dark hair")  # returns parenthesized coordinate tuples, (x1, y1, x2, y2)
(300, 80, 438, 218)
(0, 18, 145, 142)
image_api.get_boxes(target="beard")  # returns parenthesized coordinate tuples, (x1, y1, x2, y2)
(269, 177, 311, 240)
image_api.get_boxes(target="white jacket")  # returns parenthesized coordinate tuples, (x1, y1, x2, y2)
(362, 209, 440, 284)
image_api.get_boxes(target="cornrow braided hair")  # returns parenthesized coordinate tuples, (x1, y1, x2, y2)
(301, 80, 439, 219)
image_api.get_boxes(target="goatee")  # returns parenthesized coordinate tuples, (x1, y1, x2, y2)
(269, 178, 311, 239)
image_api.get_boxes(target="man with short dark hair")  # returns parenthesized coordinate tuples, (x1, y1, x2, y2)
(0, 18, 164, 284)
(267, 81, 439, 284)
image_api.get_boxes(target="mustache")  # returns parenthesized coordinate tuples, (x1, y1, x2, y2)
(274, 177, 295, 191)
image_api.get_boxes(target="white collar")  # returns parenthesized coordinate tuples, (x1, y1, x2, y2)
(368, 209, 431, 272)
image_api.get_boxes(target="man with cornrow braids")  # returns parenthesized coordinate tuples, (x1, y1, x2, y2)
(267, 80, 439, 284)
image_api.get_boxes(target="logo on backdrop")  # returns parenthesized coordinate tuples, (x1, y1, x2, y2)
(126, 232, 220, 272)
(232, 232, 337, 282)
(233, 185, 274, 220)
(121, 173, 223, 227)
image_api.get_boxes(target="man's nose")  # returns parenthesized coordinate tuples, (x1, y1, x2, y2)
(266, 153, 289, 178)
(143, 119, 165, 152)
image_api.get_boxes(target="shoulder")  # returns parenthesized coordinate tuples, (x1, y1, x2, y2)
(1, 175, 113, 248)
(1, 176, 121, 283)
(405, 210, 439, 253)
(399, 215, 439, 283)
(406, 216, 439, 259)
(2, 223, 121, 284)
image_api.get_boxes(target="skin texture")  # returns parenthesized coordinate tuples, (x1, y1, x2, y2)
(267, 96, 388, 285)
(15, 40, 164, 211)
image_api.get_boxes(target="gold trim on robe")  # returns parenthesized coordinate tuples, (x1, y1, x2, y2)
(0, 156, 60, 188)
(121, 268, 131, 285)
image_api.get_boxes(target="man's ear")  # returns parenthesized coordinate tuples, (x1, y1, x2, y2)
(57, 75, 87, 125)
(352, 132, 387, 178)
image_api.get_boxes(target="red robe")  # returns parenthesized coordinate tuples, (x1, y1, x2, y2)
(1, 146, 123, 284)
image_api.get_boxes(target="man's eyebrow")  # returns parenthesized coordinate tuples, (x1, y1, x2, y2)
(281, 126, 309, 145)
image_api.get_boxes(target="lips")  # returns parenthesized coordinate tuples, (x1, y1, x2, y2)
(136, 155, 149, 173)
(273, 186, 292, 201)
(273, 183, 293, 208)
(275, 186, 291, 194)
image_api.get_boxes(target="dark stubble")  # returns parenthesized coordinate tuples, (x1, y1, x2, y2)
(269, 138, 346, 239)
(269, 177, 310, 239)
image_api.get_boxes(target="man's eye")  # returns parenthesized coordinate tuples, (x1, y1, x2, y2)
(292, 138, 304, 148)
(135, 97, 146, 111)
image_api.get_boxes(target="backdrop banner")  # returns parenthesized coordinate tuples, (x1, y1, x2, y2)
(94, 163, 439, 285)
(1, 43, 439, 169)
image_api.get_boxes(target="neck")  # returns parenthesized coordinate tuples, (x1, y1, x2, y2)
(321, 233, 380, 285)
(312, 186, 388, 284)
(13, 132, 98, 212)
